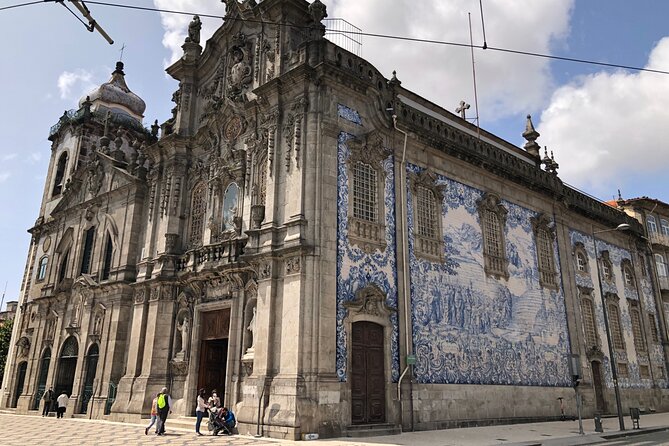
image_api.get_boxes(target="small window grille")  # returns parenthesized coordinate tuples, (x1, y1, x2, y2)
(352, 162, 377, 222)
(649, 313, 660, 343)
(416, 186, 437, 239)
(581, 297, 598, 348)
(629, 304, 646, 353)
(609, 304, 625, 351)
(640, 365, 651, 379)
(536, 228, 556, 287)
(189, 183, 207, 247)
(618, 362, 629, 378)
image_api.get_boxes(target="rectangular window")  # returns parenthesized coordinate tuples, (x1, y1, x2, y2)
(609, 304, 625, 351)
(649, 313, 660, 343)
(416, 186, 437, 239)
(353, 162, 377, 222)
(618, 362, 629, 378)
(656, 254, 668, 277)
(662, 219, 669, 237)
(537, 228, 556, 287)
(80, 227, 96, 275)
(629, 304, 646, 353)
(37, 257, 48, 281)
(640, 365, 651, 379)
(581, 297, 598, 348)
(101, 234, 113, 281)
(648, 216, 658, 234)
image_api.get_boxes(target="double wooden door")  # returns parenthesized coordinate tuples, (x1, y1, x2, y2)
(351, 321, 386, 424)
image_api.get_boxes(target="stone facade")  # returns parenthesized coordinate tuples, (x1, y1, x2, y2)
(2, 0, 668, 439)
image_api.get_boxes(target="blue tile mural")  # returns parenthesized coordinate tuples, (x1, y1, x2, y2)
(408, 164, 572, 386)
(336, 131, 400, 382)
(569, 230, 666, 389)
(337, 104, 362, 126)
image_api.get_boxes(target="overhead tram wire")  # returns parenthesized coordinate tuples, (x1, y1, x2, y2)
(0, 1, 42, 12)
(3, 0, 669, 76)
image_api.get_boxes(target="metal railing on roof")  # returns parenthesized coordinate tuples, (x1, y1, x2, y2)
(324, 18, 362, 56)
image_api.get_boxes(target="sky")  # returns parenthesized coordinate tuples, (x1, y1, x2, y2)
(0, 0, 668, 309)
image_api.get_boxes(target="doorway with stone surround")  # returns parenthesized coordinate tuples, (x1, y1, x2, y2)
(197, 308, 231, 405)
(591, 360, 606, 413)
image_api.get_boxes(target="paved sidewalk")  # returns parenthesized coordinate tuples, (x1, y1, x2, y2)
(0, 412, 667, 445)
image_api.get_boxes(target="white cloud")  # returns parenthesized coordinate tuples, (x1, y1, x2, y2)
(29, 152, 42, 163)
(537, 37, 669, 197)
(326, 0, 573, 120)
(154, 0, 225, 66)
(57, 69, 96, 101)
(2, 153, 18, 161)
(0, 172, 10, 183)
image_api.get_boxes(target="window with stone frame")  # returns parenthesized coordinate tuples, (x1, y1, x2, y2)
(656, 254, 668, 277)
(580, 291, 599, 349)
(532, 214, 558, 289)
(477, 193, 508, 279)
(37, 256, 48, 281)
(79, 226, 96, 275)
(58, 250, 70, 283)
(409, 169, 444, 263)
(188, 182, 207, 249)
(599, 251, 614, 282)
(346, 131, 388, 253)
(648, 313, 660, 343)
(640, 364, 651, 379)
(662, 218, 669, 237)
(647, 215, 658, 234)
(607, 297, 625, 352)
(628, 300, 647, 354)
(574, 243, 589, 274)
(618, 362, 629, 378)
(101, 233, 113, 281)
(621, 259, 635, 288)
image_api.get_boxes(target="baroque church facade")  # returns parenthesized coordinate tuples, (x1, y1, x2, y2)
(2, 0, 668, 439)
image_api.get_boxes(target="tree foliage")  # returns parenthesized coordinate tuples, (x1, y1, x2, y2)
(0, 318, 14, 384)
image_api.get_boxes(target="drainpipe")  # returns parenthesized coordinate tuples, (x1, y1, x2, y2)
(392, 114, 413, 431)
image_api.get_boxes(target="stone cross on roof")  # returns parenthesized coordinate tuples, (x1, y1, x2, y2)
(456, 101, 470, 120)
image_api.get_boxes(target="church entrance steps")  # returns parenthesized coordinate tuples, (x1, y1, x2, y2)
(0, 408, 16, 415)
(343, 423, 401, 437)
(164, 416, 198, 431)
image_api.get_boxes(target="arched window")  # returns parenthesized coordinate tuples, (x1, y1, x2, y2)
(79, 226, 96, 275)
(532, 214, 557, 289)
(101, 233, 113, 280)
(410, 170, 444, 263)
(58, 250, 70, 283)
(416, 186, 437, 239)
(352, 161, 377, 222)
(623, 265, 635, 287)
(574, 243, 589, 274)
(656, 254, 668, 277)
(599, 252, 613, 281)
(647, 215, 658, 234)
(188, 183, 207, 248)
(222, 182, 240, 231)
(52, 152, 68, 196)
(37, 256, 48, 281)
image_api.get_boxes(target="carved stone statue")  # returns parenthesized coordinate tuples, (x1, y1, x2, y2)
(186, 15, 202, 44)
(93, 312, 103, 336)
(227, 47, 252, 101)
(246, 307, 256, 353)
(178, 315, 190, 355)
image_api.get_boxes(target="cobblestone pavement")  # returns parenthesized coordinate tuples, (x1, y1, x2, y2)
(0, 414, 300, 446)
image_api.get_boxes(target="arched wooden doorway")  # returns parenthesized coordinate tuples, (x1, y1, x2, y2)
(591, 361, 606, 413)
(11, 362, 28, 408)
(80, 344, 99, 413)
(351, 321, 386, 424)
(33, 348, 51, 410)
(55, 337, 78, 397)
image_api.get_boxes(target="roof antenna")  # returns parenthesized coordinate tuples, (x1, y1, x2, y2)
(479, 0, 488, 49)
(119, 43, 126, 61)
(468, 13, 481, 139)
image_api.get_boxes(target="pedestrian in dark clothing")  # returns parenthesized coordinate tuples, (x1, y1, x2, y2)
(42, 387, 54, 417)
(221, 407, 236, 435)
(155, 387, 172, 436)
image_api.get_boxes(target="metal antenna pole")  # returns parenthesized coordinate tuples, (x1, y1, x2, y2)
(468, 13, 481, 139)
(0, 281, 7, 312)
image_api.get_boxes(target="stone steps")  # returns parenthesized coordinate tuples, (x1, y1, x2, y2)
(342, 423, 401, 438)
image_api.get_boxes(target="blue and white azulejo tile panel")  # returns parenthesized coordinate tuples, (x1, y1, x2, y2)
(569, 230, 664, 389)
(337, 104, 362, 126)
(408, 164, 571, 387)
(335, 131, 400, 383)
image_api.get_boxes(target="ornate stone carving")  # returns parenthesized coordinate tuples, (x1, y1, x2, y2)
(258, 261, 272, 280)
(134, 288, 146, 304)
(16, 336, 31, 358)
(227, 44, 253, 102)
(149, 286, 161, 302)
(344, 284, 396, 319)
(165, 233, 179, 254)
(170, 359, 189, 376)
(285, 256, 301, 275)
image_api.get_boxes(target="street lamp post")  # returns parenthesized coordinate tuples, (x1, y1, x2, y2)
(592, 223, 629, 431)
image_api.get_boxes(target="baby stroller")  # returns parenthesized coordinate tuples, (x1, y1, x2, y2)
(207, 407, 231, 436)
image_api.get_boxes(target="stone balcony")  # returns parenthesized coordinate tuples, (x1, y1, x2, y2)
(175, 238, 246, 274)
(649, 231, 669, 248)
(659, 276, 669, 292)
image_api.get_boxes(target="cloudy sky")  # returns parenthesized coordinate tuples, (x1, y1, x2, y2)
(0, 0, 668, 308)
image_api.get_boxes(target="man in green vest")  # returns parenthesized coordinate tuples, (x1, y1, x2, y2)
(155, 387, 173, 436)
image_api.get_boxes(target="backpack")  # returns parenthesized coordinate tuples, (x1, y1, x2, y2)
(157, 393, 168, 409)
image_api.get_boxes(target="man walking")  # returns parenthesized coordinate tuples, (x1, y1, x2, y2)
(56, 391, 68, 418)
(155, 387, 172, 436)
(41, 387, 54, 417)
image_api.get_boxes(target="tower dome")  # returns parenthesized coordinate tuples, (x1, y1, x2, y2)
(80, 61, 146, 120)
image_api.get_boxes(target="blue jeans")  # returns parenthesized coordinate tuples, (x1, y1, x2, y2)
(195, 410, 205, 433)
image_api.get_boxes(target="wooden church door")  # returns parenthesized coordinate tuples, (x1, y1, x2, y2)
(351, 321, 386, 424)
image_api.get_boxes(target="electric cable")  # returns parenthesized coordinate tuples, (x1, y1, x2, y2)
(0, 1, 42, 12)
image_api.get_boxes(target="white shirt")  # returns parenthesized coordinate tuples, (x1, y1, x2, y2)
(196, 395, 208, 413)
(56, 394, 69, 408)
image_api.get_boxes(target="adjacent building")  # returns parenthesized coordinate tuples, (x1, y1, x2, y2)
(1, 0, 667, 439)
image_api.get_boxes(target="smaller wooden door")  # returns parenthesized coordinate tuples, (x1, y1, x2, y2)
(591, 361, 606, 413)
(351, 321, 386, 424)
(198, 340, 228, 400)
(12, 362, 27, 408)
(81, 344, 99, 413)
